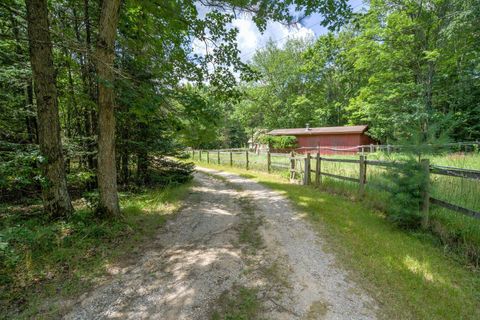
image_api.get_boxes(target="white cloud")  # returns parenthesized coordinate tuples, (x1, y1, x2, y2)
(233, 18, 315, 62)
(191, 12, 315, 62)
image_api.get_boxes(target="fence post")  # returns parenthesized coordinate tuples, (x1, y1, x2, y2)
(359, 155, 367, 197)
(421, 159, 430, 228)
(370, 144, 373, 153)
(192, 149, 194, 159)
(199, 150, 202, 161)
(290, 151, 295, 181)
(267, 151, 271, 173)
(303, 153, 311, 185)
(207, 151, 209, 164)
(245, 150, 249, 170)
(217, 151, 220, 164)
(229, 151, 233, 166)
(315, 152, 321, 186)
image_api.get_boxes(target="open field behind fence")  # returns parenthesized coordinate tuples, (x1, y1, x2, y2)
(191, 149, 480, 219)
(191, 148, 480, 265)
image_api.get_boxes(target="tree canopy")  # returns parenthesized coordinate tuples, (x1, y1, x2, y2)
(0, 0, 479, 216)
(0, 0, 352, 214)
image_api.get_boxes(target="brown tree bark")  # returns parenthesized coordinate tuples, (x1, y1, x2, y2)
(95, 0, 121, 216)
(136, 150, 149, 185)
(120, 113, 130, 185)
(72, 2, 96, 178)
(25, 0, 74, 218)
(84, 0, 99, 151)
(25, 82, 38, 143)
(120, 151, 129, 185)
(9, 9, 38, 144)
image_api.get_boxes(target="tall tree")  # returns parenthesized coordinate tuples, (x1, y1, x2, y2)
(24, 0, 73, 217)
(95, 0, 121, 216)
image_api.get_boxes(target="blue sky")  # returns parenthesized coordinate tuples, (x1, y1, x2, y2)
(192, 1, 368, 63)
(301, 0, 367, 36)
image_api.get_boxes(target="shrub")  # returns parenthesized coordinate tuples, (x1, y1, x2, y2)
(384, 159, 426, 229)
(67, 169, 96, 190)
(175, 151, 191, 159)
(149, 157, 194, 186)
(0, 143, 43, 199)
(259, 135, 297, 149)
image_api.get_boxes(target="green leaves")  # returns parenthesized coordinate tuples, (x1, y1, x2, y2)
(0, 144, 43, 194)
(259, 135, 297, 148)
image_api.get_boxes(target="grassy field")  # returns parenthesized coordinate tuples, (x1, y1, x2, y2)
(192, 149, 480, 169)
(193, 161, 480, 320)
(0, 182, 192, 319)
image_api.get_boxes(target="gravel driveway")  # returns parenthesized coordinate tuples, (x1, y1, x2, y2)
(64, 167, 377, 319)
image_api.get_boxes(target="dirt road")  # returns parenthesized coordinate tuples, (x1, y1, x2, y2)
(65, 168, 377, 319)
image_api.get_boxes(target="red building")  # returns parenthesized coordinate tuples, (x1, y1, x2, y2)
(267, 125, 375, 154)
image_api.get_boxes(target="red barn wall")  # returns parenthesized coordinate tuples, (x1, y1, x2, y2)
(296, 133, 375, 155)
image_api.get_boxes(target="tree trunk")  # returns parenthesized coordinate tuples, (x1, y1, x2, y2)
(10, 9, 38, 144)
(73, 2, 97, 177)
(95, 0, 121, 216)
(84, 0, 99, 175)
(64, 49, 78, 173)
(121, 151, 129, 185)
(25, 81, 38, 143)
(136, 150, 149, 185)
(25, 0, 73, 218)
(120, 116, 130, 185)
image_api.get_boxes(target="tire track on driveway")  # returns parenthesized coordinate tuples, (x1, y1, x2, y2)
(198, 167, 378, 320)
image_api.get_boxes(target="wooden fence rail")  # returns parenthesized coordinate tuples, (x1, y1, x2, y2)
(365, 160, 402, 168)
(192, 149, 480, 221)
(430, 165, 480, 180)
(430, 197, 480, 220)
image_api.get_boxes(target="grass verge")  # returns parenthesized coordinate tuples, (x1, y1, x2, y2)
(236, 195, 264, 254)
(194, 162, 480, 320)
(0, 182, 192, 319)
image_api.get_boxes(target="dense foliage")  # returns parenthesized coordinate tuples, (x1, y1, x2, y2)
(0, 0, 350, 203)
(229, 0, 480, 144)
(259, 135, 298, 149)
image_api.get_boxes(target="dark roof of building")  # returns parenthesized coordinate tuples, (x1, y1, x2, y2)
(267, 125, 368, 136)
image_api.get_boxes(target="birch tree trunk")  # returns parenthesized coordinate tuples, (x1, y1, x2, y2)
(25, 0, 73, 218)
(95, 0, 121, 216)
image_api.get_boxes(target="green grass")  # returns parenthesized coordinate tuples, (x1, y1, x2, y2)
(194, 161, 480, 319)
(211, 285, 261, 320)
(0, 182, 192, 319)
(236, 195, 264, 253)
(193, 150, 480, 170)
(430, 152, 480, 169)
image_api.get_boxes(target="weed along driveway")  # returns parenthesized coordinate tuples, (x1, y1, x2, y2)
(65, 167, 377, 320)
